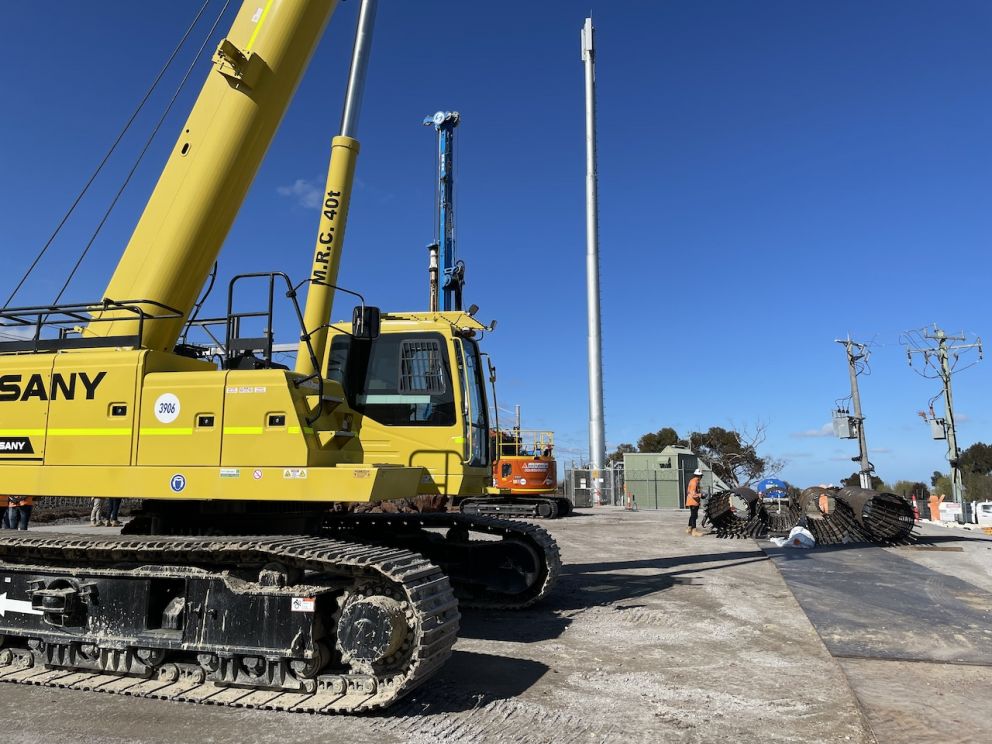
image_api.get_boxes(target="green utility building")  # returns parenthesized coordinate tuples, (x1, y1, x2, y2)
(622, 446, 728, 509)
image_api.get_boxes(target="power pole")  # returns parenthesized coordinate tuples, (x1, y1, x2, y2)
(581, 17, 606, 505)
(835, 337, 873, 489)
(906, 325, 983, 505)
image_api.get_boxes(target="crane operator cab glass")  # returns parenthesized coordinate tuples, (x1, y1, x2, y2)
(456, 337, 489, 466)
(327, 330, 490, 469)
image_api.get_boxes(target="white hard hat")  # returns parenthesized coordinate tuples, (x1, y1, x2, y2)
(693, 468, 703, 476)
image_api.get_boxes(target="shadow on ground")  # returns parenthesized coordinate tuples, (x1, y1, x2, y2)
(911, 532, 992, 544)
(764, 539, 992, 665)
(458, 610, 572, 642)
(550, 554, 768, 612)
(371, 649, 550, 717)
(763, 531, 990, 562)
(458, 551, 768, 642)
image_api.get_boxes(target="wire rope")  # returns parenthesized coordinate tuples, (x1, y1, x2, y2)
(2, 0, 212, 309)
(53, 0, 233, 305)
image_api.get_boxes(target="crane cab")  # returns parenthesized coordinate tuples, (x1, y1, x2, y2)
(324, 310, 493, 500)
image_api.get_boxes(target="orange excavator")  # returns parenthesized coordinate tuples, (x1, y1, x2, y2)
(458, 401, 568, 519)
(462, 427, 571, 519)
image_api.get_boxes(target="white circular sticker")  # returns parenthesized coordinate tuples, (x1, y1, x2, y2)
(154, 393, 181, 424)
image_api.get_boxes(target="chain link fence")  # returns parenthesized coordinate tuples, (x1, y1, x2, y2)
(564, 465, 625, 507)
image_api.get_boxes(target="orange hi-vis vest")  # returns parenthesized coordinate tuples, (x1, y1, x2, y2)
(6, 494, 33, 508)
(686, 476, 702, 507)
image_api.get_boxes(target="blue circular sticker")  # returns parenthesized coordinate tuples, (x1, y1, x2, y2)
(170, 474, 187, 493)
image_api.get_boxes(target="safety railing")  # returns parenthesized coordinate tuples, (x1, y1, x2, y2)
(0, 299, 182, 354)
(494, 429, 555, 458)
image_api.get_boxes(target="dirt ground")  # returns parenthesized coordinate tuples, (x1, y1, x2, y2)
(7, 509, 983, 743)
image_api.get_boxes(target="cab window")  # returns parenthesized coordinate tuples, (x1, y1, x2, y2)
(328, 333, 455, 427)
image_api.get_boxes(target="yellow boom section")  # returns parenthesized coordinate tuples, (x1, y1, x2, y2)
(90, 0, 338, 352)
(296, 135, 361, 376)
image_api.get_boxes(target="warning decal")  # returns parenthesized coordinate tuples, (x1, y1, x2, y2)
(291, 597, 316, 613)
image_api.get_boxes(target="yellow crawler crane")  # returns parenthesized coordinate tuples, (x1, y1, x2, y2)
(0, 0, 558, 713)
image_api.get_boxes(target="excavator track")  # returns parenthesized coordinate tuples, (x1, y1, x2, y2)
(322, 512, 561, 610)
(0, 532, 459, 714)
(459, 496, 573, 520)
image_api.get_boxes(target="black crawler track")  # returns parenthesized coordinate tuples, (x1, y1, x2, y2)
(0, 532, 459, 713)
(121, 503, 561, 608)
(321, 512, 561, 610)
(459, 496, 573, 519)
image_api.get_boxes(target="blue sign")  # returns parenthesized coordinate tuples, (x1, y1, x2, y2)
(170, 474, 187, 493)
(754, 477, 788, 500)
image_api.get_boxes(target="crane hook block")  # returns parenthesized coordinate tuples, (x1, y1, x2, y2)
(213, 39, 262, 91)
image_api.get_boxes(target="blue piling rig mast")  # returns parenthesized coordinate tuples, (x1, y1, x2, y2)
(423, 110, 464, 311)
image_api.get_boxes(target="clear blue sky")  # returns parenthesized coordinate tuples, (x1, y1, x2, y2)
(2, 1, 991, 488)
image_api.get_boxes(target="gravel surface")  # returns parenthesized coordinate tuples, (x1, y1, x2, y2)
(3, 509, 872, 743)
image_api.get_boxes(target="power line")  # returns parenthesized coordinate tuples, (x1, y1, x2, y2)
(53, 0, 233, 304)
(2, 0, 213, 309)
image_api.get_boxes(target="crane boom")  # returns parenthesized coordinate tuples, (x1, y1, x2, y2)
(91, 0, 339, 352)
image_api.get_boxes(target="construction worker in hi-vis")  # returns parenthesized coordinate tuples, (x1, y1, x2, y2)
(686, 469, 704, 537)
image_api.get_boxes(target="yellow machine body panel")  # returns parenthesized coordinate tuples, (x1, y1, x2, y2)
(0, 353, 55, 461)
(358, 425, 480, 496)
(327, 311, 493, 499)
(220, 370, 321, 467)
(137, 370, 225, 467)
(45, 352, 140, 466)
(0, 348, 421, 502)
(0, 463, 419, 504)
(2, 350, 209, 468)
